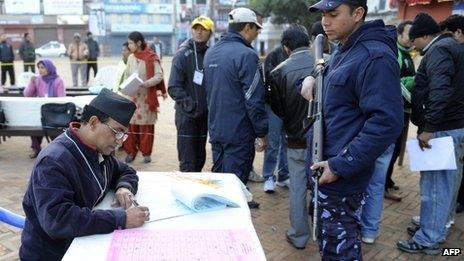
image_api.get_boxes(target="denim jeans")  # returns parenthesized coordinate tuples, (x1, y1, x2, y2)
(262, 105, 289, 182)
(361, 144, 395, 238)
(413, 128, 464, 246)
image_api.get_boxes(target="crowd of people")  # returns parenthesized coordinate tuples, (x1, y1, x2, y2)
(12, 1, 464, 259)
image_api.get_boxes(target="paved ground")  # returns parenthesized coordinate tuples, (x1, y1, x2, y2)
(0, 57, 462, 260)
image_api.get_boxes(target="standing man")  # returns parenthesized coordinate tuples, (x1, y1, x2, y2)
(440, 14, 464, 215)
(149, 36, 163, 60)
(67, 33, 88, 87)
(168, 16, 214, 172)
(85, 31, 100, 86)
(0, 34, 16, 86)
(19, 89, 149, 260)
(397, 13, 464, 255)
(383, 20, 415, 202)
(204, 7, 268, 187)
(269, 24, 314, 249)
(19, 33, 36, 73)
(305, 0, 403, 259)
(261, 45, 290, 192)
(440, 14, 464, 44)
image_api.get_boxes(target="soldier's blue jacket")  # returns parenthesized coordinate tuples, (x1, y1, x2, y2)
(20, 126, 138, 260)
(309, 20, 403, 195)
(204, 31, 268, 144)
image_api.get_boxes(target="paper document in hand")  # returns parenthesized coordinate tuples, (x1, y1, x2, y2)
(172, 182, 240, 212)
(406, 136, 457, 172)
(120, 73, 143, 96)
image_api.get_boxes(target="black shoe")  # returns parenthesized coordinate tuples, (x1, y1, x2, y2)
(247, 200, 260, 209)
(285, 234, 305, 250)
(407, 225, 420, 237)
(456, 203, 464, 213)
(397, 239, 440, 255)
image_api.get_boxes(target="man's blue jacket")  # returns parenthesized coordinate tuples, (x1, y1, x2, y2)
(204, 31, 268, 144)
(308, 20, 404, 195)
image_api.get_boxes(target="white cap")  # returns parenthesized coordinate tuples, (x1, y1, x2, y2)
(228, 8, 263, 29)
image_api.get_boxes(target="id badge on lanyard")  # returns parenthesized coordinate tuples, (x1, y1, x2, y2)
(193, 70, 204, 85)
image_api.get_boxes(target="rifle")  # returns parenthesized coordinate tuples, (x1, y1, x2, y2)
(308, 34, 326, 241)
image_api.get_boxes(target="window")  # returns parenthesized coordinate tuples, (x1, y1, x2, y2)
(160, 0, 172, 3)
(131, 14, 140, 23)
(379, 0, 386, 10)
(160, 14, 171, 24)
(196, 0, 206, 4)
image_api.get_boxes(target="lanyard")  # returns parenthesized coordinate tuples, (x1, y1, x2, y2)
(193, 41, 200, 71)
(65, 132, 107, 207)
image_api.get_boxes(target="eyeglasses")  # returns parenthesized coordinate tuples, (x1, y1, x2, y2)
(103, 123, 128, 142)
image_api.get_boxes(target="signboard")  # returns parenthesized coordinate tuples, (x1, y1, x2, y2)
(4, 0, 40, 14)
(44, 0, 83, 15)
(153, 4, 174, 14)
(453, 1, 464, 15)
(89, 8, 106, 36)
(111, 24, 173, 34)
(104, 3, 147, 14)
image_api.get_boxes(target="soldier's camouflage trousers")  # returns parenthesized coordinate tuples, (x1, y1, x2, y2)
(317, 191, 365, 261)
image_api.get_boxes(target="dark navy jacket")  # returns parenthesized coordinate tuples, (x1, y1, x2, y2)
(168, 39, 209, 119)
(204, 31, 268, 144)
(308, 20, 403, 195)
(20, 127, 138, 260)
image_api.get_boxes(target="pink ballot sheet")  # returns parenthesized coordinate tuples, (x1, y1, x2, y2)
(106, 229, 260, 261)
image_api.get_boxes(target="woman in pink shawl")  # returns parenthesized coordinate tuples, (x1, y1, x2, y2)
(24, 59, 66, 158)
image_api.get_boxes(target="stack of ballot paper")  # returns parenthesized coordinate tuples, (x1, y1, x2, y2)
(120, 73, 143, 96)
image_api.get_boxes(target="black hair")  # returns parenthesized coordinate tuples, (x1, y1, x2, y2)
(397, 20, 413, 35)
(24, 32, 29, 38)
(440, 14, 464, 33)
(228, 22, 257, 32)
(310, 21, 326, 37)
(128, 31, 147, 50)
(122, 42, 129, 48)
(347, 3, 368, 21)
(81, 105, 110, 124)
(87, 31, 92, 37)
(281, 24, 310, 51)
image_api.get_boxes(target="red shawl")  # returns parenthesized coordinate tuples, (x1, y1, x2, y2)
(133, 47, 166, 112)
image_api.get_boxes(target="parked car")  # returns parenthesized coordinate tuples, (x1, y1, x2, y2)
(35, 41, 67, 57)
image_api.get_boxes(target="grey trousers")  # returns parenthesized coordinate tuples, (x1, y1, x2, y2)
(71, 62, 87, 87)
(286, 148, 310, 248)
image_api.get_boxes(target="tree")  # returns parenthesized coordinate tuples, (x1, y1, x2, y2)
(250, 0, 321, 30)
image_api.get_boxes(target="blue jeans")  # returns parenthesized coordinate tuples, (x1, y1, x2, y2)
(262, 105, 289, 182)
(361, 144, 395, 238)
(413, 128, 464, 246)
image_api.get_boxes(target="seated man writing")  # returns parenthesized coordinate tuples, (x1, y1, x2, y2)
(20, 89, 150, 260)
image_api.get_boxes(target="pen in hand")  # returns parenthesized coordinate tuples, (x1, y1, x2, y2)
(129, 194, 139, 207)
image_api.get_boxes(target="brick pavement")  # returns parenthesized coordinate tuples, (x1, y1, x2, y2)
(0, 58, 462, 260)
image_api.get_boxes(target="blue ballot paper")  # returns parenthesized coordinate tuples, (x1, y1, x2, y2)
(171, 183, 240, 212)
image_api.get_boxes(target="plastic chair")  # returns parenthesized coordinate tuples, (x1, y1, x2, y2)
(0, 206, 25, 228)
(89, 65, 118, 94)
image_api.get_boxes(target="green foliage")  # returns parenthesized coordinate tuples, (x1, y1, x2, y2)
(250, 0, 321, 30)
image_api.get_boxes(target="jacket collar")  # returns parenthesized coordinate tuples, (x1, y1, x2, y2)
(290, 47, 310, 57)
(422, 33, 452, 55)
(223, 30, 253, 48)
(67, 122, 101, 164)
